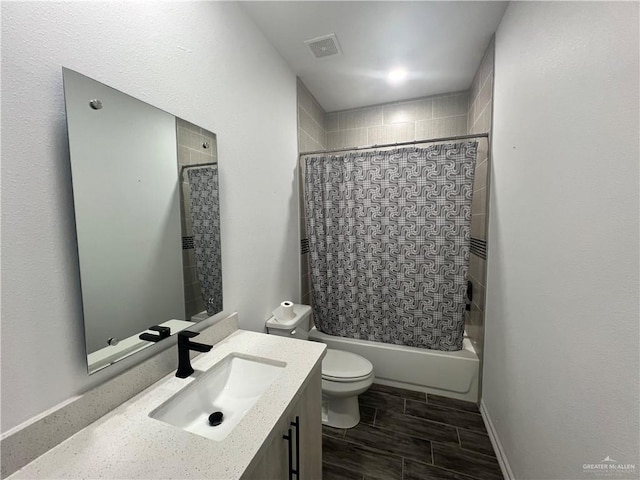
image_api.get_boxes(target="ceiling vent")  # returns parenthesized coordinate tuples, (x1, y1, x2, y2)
(305, 33, 342, 59)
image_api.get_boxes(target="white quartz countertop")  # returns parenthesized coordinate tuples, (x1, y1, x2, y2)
(9, 330, 326, 480)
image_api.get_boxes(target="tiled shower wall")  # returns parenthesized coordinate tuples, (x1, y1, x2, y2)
(466, 39, 495, 400)
(297, 79, 327, 306)
(325, 92, 469, 149)
(176, 117, 218, 318)
(297, 79, 328, 153)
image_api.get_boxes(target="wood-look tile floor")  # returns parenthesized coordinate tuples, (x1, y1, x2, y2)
(322, 384, 502, 480)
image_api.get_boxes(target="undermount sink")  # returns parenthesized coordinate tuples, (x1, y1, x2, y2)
(149, 353, 286, 441)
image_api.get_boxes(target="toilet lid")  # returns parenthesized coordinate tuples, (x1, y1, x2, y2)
(322, 349, 373, 380)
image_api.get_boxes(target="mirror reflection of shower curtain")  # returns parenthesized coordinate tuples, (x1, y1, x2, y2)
(187, 166, 223, 316)
(304, 143, 477, 351)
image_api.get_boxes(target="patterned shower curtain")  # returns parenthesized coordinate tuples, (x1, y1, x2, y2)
(187, 166, 223, 316)
(304, 143, 477, 351)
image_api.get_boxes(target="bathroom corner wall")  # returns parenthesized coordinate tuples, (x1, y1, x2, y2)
(485, 3, 638, 477)
(466, 39, 494, 400)
(325, 92, 469, 149)
(297, 79, 327, 306)
(176, 118, 217, 318)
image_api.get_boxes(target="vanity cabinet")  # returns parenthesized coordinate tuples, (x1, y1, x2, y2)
(243, 366, 322, 479)
(4, 329, 326, 480)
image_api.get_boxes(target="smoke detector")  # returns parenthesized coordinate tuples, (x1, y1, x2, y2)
(305, 33, 342, 59)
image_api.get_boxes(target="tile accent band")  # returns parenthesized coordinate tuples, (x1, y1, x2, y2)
(182, 236, 194, 250)
(301, 238, 310, 255)
(470, 237, 487, 259)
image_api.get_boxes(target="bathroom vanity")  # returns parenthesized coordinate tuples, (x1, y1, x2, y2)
(6, 322, 325, 479)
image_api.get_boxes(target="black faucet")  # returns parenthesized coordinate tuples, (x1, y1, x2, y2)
(176, 331, 212, 378)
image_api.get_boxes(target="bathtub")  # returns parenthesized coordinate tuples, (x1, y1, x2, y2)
(308, 326, 479, 402)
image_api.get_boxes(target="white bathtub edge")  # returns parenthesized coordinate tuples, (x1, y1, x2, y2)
(480, 399, 513, 480)
(309, 326, 479, 402)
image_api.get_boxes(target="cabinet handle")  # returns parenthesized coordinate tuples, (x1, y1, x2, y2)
(283, 428, 293, 480)
(291, 416, 300, 478)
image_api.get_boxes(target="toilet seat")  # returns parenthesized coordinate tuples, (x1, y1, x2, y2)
(323, 371, 373, 383)
(321, 349, 373, 382)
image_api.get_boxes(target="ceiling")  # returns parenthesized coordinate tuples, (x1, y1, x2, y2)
(242, 1, 508, 112)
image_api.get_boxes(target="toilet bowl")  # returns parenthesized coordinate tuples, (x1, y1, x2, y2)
(320, 349, 374, 428)
(266, 304, 374, 429)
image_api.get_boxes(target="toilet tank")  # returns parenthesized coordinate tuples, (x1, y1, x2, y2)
(266, 304, 312, 340)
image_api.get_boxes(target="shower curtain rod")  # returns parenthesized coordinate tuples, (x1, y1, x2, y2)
(299, 132, 489, 157)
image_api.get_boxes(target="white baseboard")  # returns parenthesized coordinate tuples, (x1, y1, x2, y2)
(480, 399, 515, 480)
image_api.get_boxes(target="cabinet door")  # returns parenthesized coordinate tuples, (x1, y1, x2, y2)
(242, 424, 287, 479)
(294, 368, 322, 479)
(242, 365, 322, 480)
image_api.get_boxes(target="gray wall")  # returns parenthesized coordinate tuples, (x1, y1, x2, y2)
(466, 39, 494, 399)
(485, 2, 639, 478)
(1, 1, 298, 434)
(297, 79, 327, 307)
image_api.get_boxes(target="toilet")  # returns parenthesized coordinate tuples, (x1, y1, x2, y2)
(266, 304, 374, 429)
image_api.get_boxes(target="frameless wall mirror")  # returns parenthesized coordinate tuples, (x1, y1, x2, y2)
(62, 68, 223, 374)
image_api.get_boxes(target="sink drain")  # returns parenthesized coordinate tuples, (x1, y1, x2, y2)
(208, 411, 223, 427)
